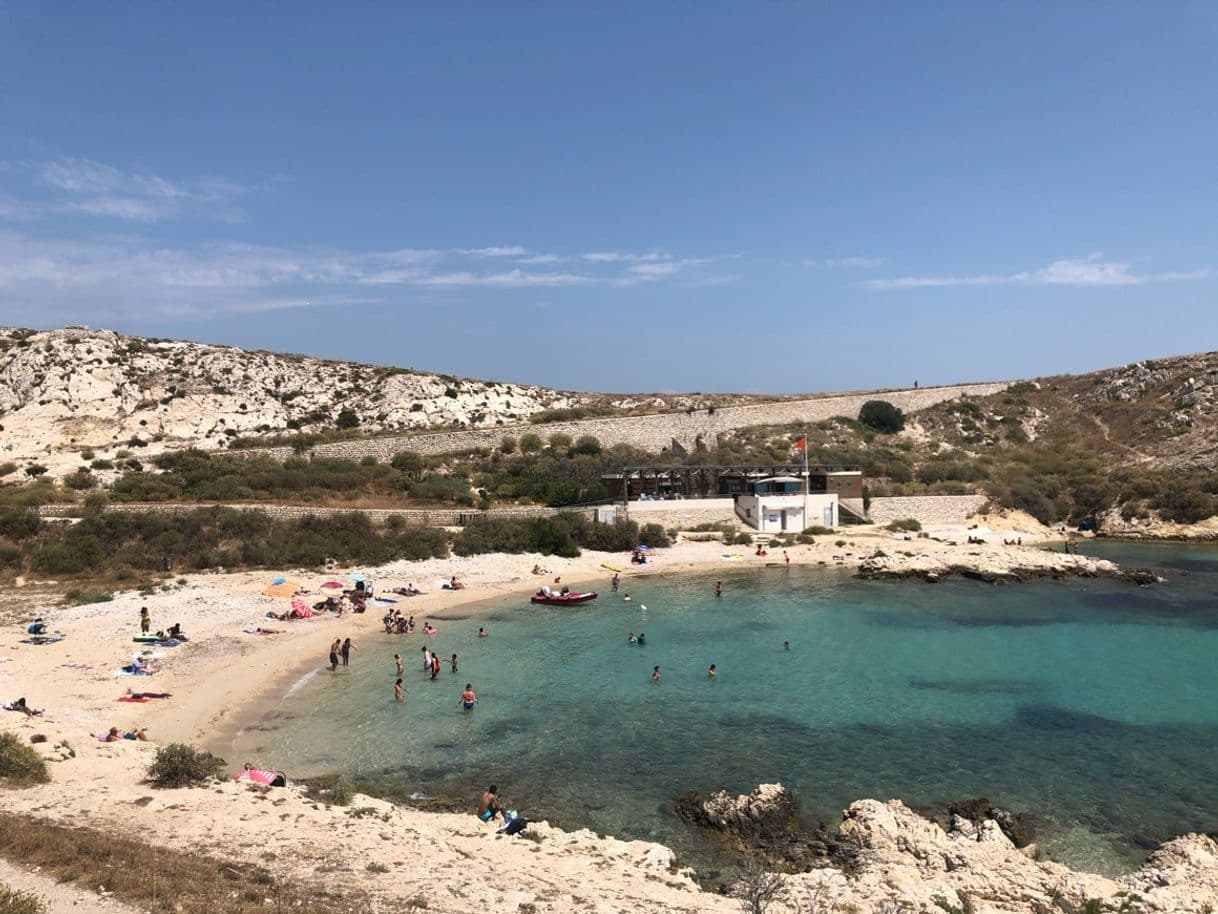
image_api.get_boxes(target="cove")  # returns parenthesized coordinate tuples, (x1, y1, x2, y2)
(232, 542, 1218, 877)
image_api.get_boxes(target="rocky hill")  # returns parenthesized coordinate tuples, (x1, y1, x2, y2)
(0, 326, 770, 475)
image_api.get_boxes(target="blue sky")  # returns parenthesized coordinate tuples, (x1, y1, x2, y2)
(1, 2, 1215, 392)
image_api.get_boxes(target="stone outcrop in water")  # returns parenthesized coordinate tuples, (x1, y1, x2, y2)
(713, 795, 1218, 914)
(945, 798, 1034, 849)
(855, 544, 1157, 586)
(674, 783, 857, 873)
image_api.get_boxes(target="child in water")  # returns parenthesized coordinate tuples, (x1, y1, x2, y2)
(450, 653, 458, 672)
(652, 665, 661, 682)
(708, 664, 717, 679)
(394, 678, 404, 702)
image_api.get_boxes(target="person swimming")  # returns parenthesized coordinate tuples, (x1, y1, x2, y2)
(652, 665, 661, 682)
(628, 632, 637, 643)
(623, 594, 631, 602)
(783, 640, 790, 651)
(460, 684, 477, 710)
(478, 627, 488, 638)
(708, 664, 717, 679)
(637, 632, 645, 646)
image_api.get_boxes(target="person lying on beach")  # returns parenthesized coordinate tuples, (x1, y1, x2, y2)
(446, 576, 465, 590)
(98, 726, 148, 742)
(244, 625, 284, 635)
(531, 565, 551, 575)
(3, 698, 43, 717)
(390, 584, 423, 597)
(166, 623, 187, 640)
(126, 656, 159, 675)
(123, 689, 171, 700)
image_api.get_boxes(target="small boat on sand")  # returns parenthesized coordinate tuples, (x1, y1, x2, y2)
(531, 590, 598, 605)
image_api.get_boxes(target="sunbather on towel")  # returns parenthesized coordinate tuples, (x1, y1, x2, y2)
(4, 697, 43, 717)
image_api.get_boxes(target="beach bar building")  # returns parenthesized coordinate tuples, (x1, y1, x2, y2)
(733, 475, 839, 533)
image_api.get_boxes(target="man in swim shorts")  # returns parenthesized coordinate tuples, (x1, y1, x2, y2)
(479, 785, 501, 821)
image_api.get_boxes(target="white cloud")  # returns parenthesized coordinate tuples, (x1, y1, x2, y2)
(516, 253, 565, 264)
(688, 274, 741, 287)
(806, 256, 886, 269)
(417, 269, 591, 288)
(582, 250, 667, 263)
(456, 245, 529, 257)
(0, 157, 254, 223)
(865, 256, 1211, 291)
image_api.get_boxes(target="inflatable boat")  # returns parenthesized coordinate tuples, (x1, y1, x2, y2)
(530, 591, 598, 605)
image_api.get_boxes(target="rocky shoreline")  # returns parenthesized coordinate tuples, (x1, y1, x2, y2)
(855, 541, 1163, 585)
(677, 784, 1218, 913)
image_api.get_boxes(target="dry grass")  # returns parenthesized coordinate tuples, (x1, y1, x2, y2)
(0, 812, 367, 914)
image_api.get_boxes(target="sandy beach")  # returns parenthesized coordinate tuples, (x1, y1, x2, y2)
(7, 516, 1215, 914)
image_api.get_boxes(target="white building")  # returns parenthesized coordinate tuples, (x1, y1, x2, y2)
(733, 476, 839, 533)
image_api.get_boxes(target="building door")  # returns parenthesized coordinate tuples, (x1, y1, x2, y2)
(780, 510, 788, 531)
(823, 505, 834, 527)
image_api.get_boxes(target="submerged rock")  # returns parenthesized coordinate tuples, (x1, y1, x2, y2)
(945, 797, 1034, 848)
(674, 783, 839, 873)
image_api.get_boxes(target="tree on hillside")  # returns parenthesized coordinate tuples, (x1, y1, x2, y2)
(336, 408, 360, 430)
(859, 400, 905, 434)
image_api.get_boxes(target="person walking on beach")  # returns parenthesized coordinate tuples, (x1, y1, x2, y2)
(652, 665, 661, 682)
(328, 638, 341, 672)
(341, 638, 354, 667)
(460, 684, 477, 710)
(140, 607, 150, 634)
(394, 653, 404, 676)
(394, 678, 404, 702)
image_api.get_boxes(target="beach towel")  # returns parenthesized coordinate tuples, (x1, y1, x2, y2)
(262, 580, 303, 599)
(373, 596, 398, 604)
(21, 633, 65, 645)
(234, 768, 285, 787)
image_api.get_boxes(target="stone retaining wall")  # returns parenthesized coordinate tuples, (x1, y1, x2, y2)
(226, 382, 1008, 462)
(866, 495, 989, 527)
(35, 502, 593, 526)
(623, 498, 741, 530)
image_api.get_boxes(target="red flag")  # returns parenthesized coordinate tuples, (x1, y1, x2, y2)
(792, 437, 807, 451)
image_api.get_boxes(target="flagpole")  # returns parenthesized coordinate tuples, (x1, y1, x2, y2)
(802, 428, 809, 532)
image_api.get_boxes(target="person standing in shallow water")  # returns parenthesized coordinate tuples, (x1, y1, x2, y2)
(611, 573, 620, 592)
(340, 638, 354, 667)
(394, 678, 404, 702)
(707, 664, 716, 679)
(652, 665, 661, 682)
(450, 653, 458, 673)
(714, 581, 722, 597)
(328, 638, 340, 672)
(460, 684, 477, 710)
(394, 653, 404, 676)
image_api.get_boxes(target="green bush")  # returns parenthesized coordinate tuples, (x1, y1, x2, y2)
(802, 525, 832, 535)
(0, 733, 50, 785)
(499, 436, 517, 454)
(547, 433, 572, 450)
(147, 743, 226, 788)
(336, 408, 360, 430)
(0, 886, 46, 914)
(858, 400, 905, 434)
(886, 518, 922, 532)
(519, 433, 543, 453)
(570, 435, 602, 456)
(637, 523, 671, 548)
(23, 465, 47, 479)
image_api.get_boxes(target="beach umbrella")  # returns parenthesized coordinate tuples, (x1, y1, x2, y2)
(320, 581, 344, 590)
(348, 572, 367, 582)
(636, 544, 651, 551)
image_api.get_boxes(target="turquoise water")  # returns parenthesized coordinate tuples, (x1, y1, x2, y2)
(234, 542, 1218, 876)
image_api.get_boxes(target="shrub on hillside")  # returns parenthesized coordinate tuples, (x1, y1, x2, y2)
(570, 435, 602, 456)
(0, 733, 50, 786)
(147, 743, 226, 788)
(885, 518, 922, 532)
(519, 432, 543, 453)
(858, 400, 905, 434)
(336, 408, 360, 430)
(0, 887, 46, 914)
